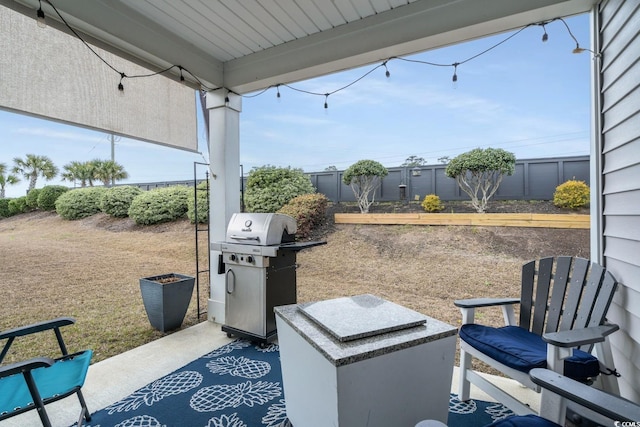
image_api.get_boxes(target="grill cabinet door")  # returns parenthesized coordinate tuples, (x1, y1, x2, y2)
(225, 265, 266, 336)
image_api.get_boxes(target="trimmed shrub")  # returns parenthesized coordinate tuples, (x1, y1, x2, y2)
(278, 193, 329, 239)
(8, 197, 28, 216)
(421, 194, 444, 212)
(25, 188, 41, 210)
(0, 198, 11, 217)
(245, 166, 315, 213)
(100, 186, 143, 218)
(553, 180, 590, 210)
(128, 186, 190, 225)
(187, 181, 209, 224)
(37, 185, 69, 211)
(55, 187, 108, 220)
(342, 160, 388, 213)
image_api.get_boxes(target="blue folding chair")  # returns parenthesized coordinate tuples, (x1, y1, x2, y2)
(0, 317, 92, 427)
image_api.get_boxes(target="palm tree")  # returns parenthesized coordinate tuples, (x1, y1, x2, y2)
(61, 161, 93, 188)
(93, 160, 129, 187)
(12, 154, 58, 191)
(0, 163, 20, 198)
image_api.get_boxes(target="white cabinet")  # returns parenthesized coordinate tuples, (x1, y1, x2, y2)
(275, 295, 457, 427)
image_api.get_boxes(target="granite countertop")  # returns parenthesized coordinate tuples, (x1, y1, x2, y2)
(274, 296, 457, 367)
(299, 294, 429, 342)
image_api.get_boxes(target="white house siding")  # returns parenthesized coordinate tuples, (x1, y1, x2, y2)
(596, 0, 640, 402)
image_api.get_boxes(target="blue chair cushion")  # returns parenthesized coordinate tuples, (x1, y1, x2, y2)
(0, 350, 92, 416)
(487, 414, 560, 426)
(460, 325, 600, 380)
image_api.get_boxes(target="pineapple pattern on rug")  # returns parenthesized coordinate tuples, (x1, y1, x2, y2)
(80, 339, 513, 427)
(83, 340, 287, 427)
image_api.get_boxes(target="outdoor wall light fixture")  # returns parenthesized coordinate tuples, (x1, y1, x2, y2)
(412, 167, 422, 177)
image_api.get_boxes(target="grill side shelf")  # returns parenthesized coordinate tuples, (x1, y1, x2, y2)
(278, 241, 327, 252)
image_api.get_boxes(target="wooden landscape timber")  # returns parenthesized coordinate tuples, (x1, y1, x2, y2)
(334, 213, 590, 229)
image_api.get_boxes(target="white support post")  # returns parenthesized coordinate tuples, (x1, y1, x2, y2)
(206, 91, 242, 325)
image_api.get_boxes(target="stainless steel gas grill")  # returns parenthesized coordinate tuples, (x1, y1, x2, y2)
(211, 212, 325, 345)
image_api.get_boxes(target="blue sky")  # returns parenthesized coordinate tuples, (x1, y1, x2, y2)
(1, 14, 591, 198)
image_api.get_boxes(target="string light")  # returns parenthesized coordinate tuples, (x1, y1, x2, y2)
(118, 72, 126, 93)
(36, 0, 46, 28)
(383, 61, 391, 78)
(541, 23, 549, 42)
(37, 0, 594, 108)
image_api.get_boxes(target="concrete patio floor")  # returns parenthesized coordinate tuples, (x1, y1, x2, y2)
(4, 320, 539, 427)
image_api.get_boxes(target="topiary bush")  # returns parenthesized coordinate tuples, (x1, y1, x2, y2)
(25, 188, 41, 210)
(342, 160, 388, 213)
(421, 194, 444, 212)
(278, 193, 329, 239)
(553, 179, 590, 210)
(187, 181, 209, 224)
(37, 185, 69, 211)
(0, 198, 11, 217)
(55, 187, 108, 220)
(8, 197, 28, 216)
(100, 185, 143, 218)
(245, 166, 315, 213)
(445, 148, 516, 213)
(128, 186, 190, 225)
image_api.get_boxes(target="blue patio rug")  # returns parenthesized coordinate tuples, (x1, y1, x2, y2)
(80, 340, 514, 427)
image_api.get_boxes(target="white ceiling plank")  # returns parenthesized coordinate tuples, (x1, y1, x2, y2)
(332, 0, 362, 21)
(191, 0, 274, 55)
(271, 0, 315, 38)
(295, 0, 334, 30)
(309, 0, 348, 27)
(227, 0, 291, 45)
(131, 0, 243, 60)
(389, 0, 411, 8)
(280, 0, 323, 35)
(349, 0, 377, 18)
(369, 0, 394, 14)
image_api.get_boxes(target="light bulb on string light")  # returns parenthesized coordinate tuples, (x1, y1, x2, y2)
(324, 94, 329, 114)
(178, 66, 186, 84)
(451, 63, 459, 87)
(36, 0, 46, 28)
(541, 24, 548, 42)
(118, 73, 126, 94)
(383, 61, 391, 79)
(276, 85, 281, 103)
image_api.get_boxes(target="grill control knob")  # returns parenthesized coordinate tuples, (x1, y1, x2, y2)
(246, 256, 254, 264)
(229, 254, 237, 262)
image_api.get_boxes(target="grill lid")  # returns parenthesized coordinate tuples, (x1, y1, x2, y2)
(226, 213, 297, 246)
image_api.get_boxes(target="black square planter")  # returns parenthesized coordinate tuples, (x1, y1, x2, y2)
(140, 273, 195, 332)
